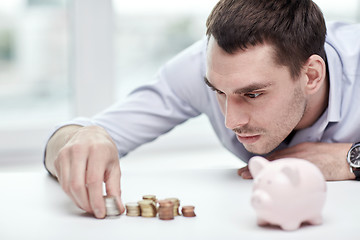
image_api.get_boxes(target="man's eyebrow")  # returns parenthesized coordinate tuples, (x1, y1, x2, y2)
(234, 82, 273, 94)
(204, 76, 272, 94)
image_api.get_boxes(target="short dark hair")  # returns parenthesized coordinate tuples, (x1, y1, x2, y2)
(206, 0, 327, 78)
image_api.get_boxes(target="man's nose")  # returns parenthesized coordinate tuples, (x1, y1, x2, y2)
(224, 96, 250, 130)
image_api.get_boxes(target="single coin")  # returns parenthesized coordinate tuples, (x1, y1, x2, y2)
(143, 194, 157, 201)
(157, 200, 173, 207)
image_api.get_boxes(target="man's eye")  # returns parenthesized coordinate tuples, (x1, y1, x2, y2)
(245, 93, 262, 98)
(215, 90, 224, 95)
(210, 87, 224, 95)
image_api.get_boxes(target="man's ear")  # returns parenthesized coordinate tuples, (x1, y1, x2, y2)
(303, 54, 326, 94)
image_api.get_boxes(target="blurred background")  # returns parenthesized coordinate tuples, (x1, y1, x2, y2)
(1, 0, 360, 171)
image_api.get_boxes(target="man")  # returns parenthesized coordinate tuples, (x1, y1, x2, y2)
(45, 0, 360, 219)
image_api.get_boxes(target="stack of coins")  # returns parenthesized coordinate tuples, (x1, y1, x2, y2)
(104, 196, 121, 216)
(125, 202, 141, 216)
(158, 200, 174, 220)
(138, 200, 157, 217)
(165, 198, 180, 216)
(181, 205, 196, 217)
(125, 194, 196, 219)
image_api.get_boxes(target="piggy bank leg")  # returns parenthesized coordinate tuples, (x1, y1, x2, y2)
(257, 218, 268, 226)
(280, 221, 301, 231)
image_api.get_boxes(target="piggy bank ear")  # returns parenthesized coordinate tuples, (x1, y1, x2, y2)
(281, 166, 300, 186)
(248, 156, 269, 178)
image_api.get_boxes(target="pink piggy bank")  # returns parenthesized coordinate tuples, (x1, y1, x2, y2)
(248, 156, 326, 231)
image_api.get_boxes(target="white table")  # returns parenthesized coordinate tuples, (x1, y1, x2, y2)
(1, 148, 359, 240)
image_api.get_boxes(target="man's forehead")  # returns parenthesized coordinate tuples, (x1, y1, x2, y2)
(206, 38, 291, 85)
(207, 36, 279, 67)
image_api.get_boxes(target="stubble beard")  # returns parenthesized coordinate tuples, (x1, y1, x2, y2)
(236, 84, 308, 155)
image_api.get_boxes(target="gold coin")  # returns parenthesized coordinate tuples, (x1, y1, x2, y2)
(142, 195, 157, 203)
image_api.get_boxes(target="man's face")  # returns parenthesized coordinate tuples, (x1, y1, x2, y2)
(206, 37, 308, 154)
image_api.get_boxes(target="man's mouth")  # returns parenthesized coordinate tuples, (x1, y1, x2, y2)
(236, 134, 261, 144)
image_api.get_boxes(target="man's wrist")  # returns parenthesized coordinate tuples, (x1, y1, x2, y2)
(346, 142, 360, 180)
(44, 125, 83, 177)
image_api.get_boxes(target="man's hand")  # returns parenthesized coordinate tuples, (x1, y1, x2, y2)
(238, 142, 356, 181)
(45, 125, 125, 218)
(237, 165, 252, 179)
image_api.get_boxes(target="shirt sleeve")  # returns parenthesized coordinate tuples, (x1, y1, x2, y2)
(46, 38, 209, 158)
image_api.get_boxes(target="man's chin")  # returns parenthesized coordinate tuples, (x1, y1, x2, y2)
(243, 143, 275, 155)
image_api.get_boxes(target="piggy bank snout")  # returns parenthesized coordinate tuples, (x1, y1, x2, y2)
(251, 190, 270, 209)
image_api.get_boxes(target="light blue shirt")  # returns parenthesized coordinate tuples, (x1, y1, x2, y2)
(55, 22, 360, 163)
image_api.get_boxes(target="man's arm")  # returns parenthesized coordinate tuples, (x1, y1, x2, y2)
(238, 142, 356, 181)
(45, 125, 125, 218)
(44, 39, 209, 218)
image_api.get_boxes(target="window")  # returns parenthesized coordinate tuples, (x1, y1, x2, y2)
(0, 0, 70, 130)
(0, 0, 70, 156)
(0, 0, 115, 158)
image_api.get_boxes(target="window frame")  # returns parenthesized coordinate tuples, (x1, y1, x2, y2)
(0, 0, 115, 159)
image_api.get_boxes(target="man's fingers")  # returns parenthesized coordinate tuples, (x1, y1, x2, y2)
(104, 163, 125, 214)
(237, 166, 248, 175)
(69, 147, 92, 213)
(56, 147, 91, 213)
(87, 180, 106, 218)
(237, 166, 253, 179)
(86, 151, 108, 219)
(55, 150, 84, 210)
